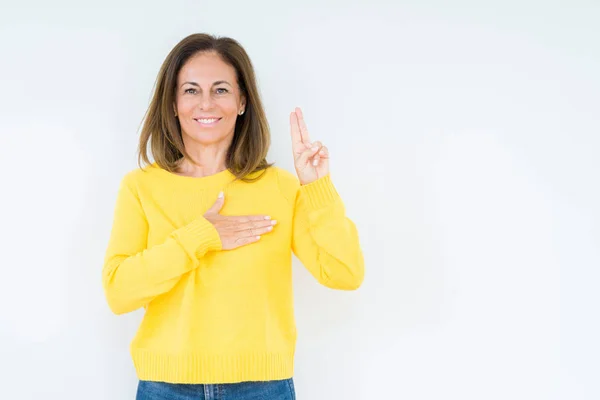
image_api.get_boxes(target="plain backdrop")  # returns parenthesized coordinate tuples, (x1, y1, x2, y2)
(0, 1, 598, 399)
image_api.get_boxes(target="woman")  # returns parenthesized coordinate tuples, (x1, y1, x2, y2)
(102, 33, 364, 400)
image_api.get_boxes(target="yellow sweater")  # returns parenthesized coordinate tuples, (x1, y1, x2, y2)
(102, 163, 364, 384)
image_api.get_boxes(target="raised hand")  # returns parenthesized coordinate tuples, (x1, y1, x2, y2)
(203, 192, 277, 250)
(290, 107, 329, 185)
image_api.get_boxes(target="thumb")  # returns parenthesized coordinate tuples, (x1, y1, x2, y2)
(297, 145, 320, 167)
(205, 191, 225, 215)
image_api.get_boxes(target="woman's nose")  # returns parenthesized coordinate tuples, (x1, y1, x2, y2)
(198, 93, 215, 110)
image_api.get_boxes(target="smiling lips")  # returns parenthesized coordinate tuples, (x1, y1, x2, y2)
(194, 117, 222, 127)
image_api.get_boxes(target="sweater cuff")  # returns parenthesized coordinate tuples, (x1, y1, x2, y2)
(299, 174, 341, 210)
(172, 217, 223, 259)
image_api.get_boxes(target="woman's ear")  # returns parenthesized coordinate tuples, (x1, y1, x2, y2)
(173, 103, 178, 117)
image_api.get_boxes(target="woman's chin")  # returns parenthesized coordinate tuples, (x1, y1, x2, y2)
(184, 131, 232, 146)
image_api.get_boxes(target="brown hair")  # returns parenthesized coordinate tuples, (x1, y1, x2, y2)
(137, 33, 272, 181)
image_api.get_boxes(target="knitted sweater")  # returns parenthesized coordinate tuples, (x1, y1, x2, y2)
(102, 163, 364, 384)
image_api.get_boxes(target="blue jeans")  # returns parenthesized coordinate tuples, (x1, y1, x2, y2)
(136, 378, 296, 400)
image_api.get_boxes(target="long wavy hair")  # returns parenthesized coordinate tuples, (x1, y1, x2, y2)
(137, 33, 272, 181)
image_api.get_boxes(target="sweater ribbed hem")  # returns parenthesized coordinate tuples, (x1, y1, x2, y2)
(171, 217, 222, 260)
(299, 173, 340, 210)
(131, 349, 295, 384)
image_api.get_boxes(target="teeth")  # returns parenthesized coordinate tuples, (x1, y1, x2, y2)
(197, 118, 219, 123)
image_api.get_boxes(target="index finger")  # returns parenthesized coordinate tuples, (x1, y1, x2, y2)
(295, 107, 311, 144)
(225, 214, 272, 222)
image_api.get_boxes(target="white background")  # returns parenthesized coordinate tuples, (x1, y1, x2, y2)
(0, 1, 598, 399)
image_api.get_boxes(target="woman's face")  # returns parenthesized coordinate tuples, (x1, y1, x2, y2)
(174, 51, 245, 146)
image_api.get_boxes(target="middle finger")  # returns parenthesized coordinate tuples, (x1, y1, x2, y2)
(234, 219, 278, 232)
(240, 224, 275, 238)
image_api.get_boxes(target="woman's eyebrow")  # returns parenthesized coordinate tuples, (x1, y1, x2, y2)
(180, 80, 232, 88)
(213, 80, 232, 87)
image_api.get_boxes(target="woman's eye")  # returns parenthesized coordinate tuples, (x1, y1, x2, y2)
(184, 88, 227, 94)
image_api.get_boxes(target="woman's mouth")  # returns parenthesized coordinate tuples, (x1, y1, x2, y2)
(194, 117, 222, 127)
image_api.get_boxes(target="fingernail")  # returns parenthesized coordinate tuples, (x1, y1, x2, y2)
(264, 216, 271, 220)
(313, 159, 319, 166)
(319, 150, 325, 156)
(311, 145, 319, 151)
(218, 191, 224, 198)
(256, 236, 261, 240)
(271, 220, 278, 225)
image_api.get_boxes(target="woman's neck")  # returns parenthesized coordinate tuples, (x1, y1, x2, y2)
(175, 156, 227, 178)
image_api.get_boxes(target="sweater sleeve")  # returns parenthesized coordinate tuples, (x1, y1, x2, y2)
(279, 170, 365, 290)
(102, 173, 222, 315)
